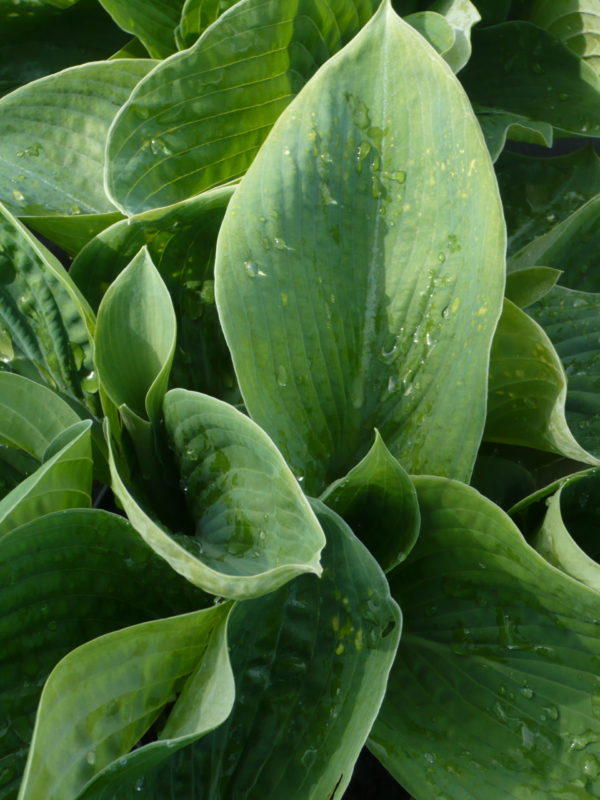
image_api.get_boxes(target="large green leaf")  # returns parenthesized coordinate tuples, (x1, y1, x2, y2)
(370, 475, 600, 799)
(95, 247, 176, 423)
(215, 2, 505, 493)
(108, 389, 326, 598)
(70, 186, 237, 399)
(0, 59, 154, 221)
(484, 299, 596, 465)
(0, 507, 210, 799)
(532, 469, 600, 593)
(427, 0, 480, 72)
(0, 0, 129, 98)
(98, 0, 187, 58)
(0, 204, 96, 410)
(510, 195, 600, 291)
(105, 0, 379, 214)
(116, 502, 400, 800)
(174, 0, 239, 49)
(460, 22, 600, 140)
(528, 0, 600, 78)
(0, 372, 79, 460)
(529, 285, 600, 459)
(22, 213, 124, 259)
(0, 420, 92, 540)
(321, 430, 420, 571)
(18, 603, 233, 800)
(495, 146, 600, 256)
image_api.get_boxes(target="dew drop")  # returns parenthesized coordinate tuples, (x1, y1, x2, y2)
(86, 750, 96, 766)
(11, 189, 25, 204)
(276, 365, 288, 388)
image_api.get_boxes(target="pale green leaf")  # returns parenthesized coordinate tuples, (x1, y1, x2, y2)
(321, 430, 420, 571)
(485, 299, 597, 465)
(215, 2, 505, 493)
(505, 266, 562, 309)
(429, 0, 480, 72)
(405, 11, 456, 59)
(105, 0, 379, 214)
(95, 247, 176, 422)
(0, 420, 92, 539)
(370, 475, 600, 799)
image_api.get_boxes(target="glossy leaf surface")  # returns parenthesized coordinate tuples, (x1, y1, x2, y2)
(106, 0, 379, 214)
(371, 475, 600, 799)
(216, 2, 505, 493)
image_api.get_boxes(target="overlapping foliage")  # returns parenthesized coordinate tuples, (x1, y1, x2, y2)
(1, 0, 600, 797)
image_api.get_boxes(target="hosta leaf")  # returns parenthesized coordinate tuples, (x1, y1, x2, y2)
(405, 12, 456, 60)
(22, 212, 124, 259)
(485, 299, 596, 464)
(370, 475, 600, 799)
(215, 2, 505, 493)
(471, 450, 536, 511)
(118, 502, 400, 800)
(505, 266, 561, 309)
(174, 0, 239, 49)
(19, 604, 232, 800)
(532, 469, 600, 593)
(0, 0, 129, 98)
(469, 0, 510, 25)
(98, 0, 187, 58)
(0, 59, 155, 221)
(95, 247, 176, 422)
(71, 186, 236, 399)
(321, 430, 420, 571)
(475, 108, 553, 162)
(510, 195, 600, 291)
(105, 0, 380, 214)
(428, 0, 480, 72)
(529, 285, 600, 459)
(528, 0, 600, 78)
(0, 204, 96, 408)
(0, 372, 79, 460)
(108, 390, 325, 599)
(0, 420, 92, 540)
(0, 508, 210, 799)
(460, 22, 600, 139)
(0, 445, 36, 502)
(496, 146, 600, 256)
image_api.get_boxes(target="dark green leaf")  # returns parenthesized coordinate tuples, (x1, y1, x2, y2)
(505, 266, 562, 308)
(98, 0, 186, 58)
(528, 0, 600, 78)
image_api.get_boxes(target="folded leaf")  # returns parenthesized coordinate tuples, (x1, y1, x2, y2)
(0, 59, 155, 220)
(370, 475, 600, 799)
(0, 420, 92, 539)
(19, 603, 233, 800)
(0, 507, 210, 799)
(321, 430, 420, 571)
(475, 107, 553, 162)
(95, 247, 176, 422)
(461, 22, 600, 138)
(174, 0, 239, 49)
(21, 212, 124, 259)
(106, 0, 379, 214)
(528, 0, 600, 78)
(216, 1, 505, 492)
(504, 266, 561, 309)
(98, 0, 186, 58)
(71, 186, 236, 399)
(108, 390, 326, 598)
(428, 0, 480, 72)
(120, 502, 400, 800)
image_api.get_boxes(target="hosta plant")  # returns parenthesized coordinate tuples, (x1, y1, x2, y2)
(1, 0, 600, 797)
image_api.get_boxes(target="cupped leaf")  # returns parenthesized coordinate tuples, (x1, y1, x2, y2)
(405, 11, 456, 59)
(496, 145, 600, 256)
(528, 285, 600, 459)
(0, 372, 79, 461)
(0, 0, 129, 98)
(215, 2, 505, 493)
(475, 108, 553, 162)
(108, 390, 326, 598)
(461, 22, 600, 139)
(0, 420, 92, 540)
(510, 195, 600, 291)
(0, 507, 210, 799)
(120, 502, 401, 800)
(528, 0, 600, 78)
(532, 469, 600, 593)
(370, 475, 600, 799)
(484, 299, 596, 465)
(98, 0, 187, 58)
(71, 185, 236, 399)
(428, 0, 480, 72)
(19, 602, 233, 800)
(95, 247, 176, 422)
(0, 59, 155, 220)
(505, 266, 562, 309)
(0, 204, 96, 408)
(22, 212, 124, 259)
(321, 430, 420, 571)
(174, 0, 239, 49)
(105, 0, 379, 214)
